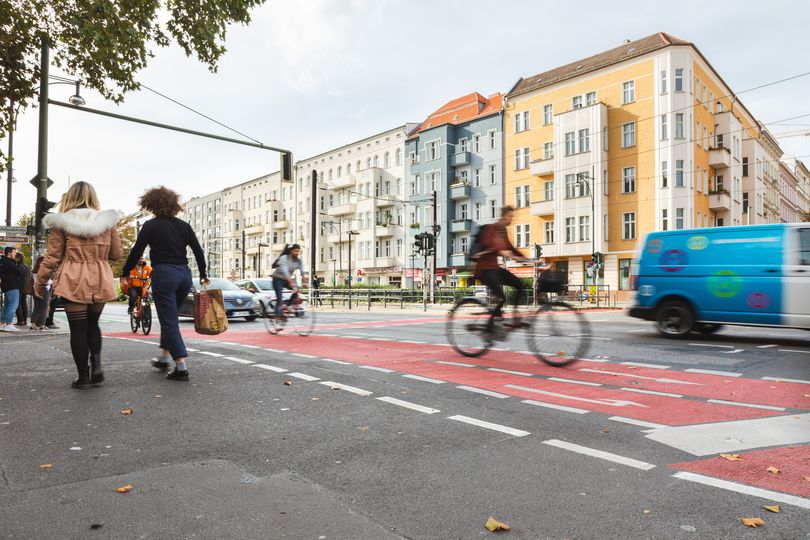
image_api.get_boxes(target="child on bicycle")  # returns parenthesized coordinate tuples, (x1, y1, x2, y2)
(127, 258, 152, 315)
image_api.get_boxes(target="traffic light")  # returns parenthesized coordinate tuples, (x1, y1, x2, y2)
(280, 151, 293, 182)
(414, 234, 424, 254)
(424, 233, 435, 254)
(36, 196, 57, 223)
(533, 243, 542, 258)
(593, 252, 604, 266)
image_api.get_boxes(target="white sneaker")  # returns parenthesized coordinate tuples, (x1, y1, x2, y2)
(2, 325, 20, 332)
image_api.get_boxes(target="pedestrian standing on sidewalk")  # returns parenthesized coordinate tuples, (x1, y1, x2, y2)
(29, 256, 52, 331)
(121, 186, 207, 382)
(34, 181, 123, 389)
(15, 252, 32, 327)
(0, 246, 24, 332)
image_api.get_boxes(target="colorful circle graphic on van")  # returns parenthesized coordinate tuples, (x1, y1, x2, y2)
(746, 292, 771, 309)
(659, 249, 688, 272)
(707, 270, 744, 298)
(646, 239, 664, 254)
(687, 236, 709, 250)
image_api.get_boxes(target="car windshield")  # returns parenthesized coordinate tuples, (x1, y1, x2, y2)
(193, 278, 240, 291)
(253, 279, 273, 290)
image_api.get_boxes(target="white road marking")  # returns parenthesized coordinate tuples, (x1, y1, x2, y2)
(757, 344, 778, 349)
(367, 337, 391, 341)
(621, 362, 670, 370)
(589, 337, 613, 341)
(402, 374, 446, 384)
(490, 347, 510, 351)
(608, 416, 668, 429)
(358, 365, 395, 374)
(199, 351, 224, 357)
(778, 349, 810, 355)
(620, 387, 683, 398)
(186, 347, 200, 352)
(436, 360, 476, 368)
(689, 343, 734, 349)
(506, 384, 648, 408)
(762, 376, 810, 385)
(720, 349, 744, 354)
(318, 333, 337, 337)
(264, 348, 284, 353)
(319, 381, 373, 396)
(542, 439, 655, 470)
(376, 397, 440, 414)
(217, 342, 239, 346)
(318, 358, 353, 365)
(456, 386, 509, 399)
(488, 368, 534, 377)
(645, 413, 810, 455)
(292, 353, 318, 359)
(548, 377, 602, 387)
(447, 415, 529, 437)
(579, 368, 702, 385)
(401, 340, 427, 344)
(253, 364, 287, 373)
(672, 472, 810, 510)
(223, 356, 255, 365)
(685, 369, 741, 377)
(706, 399, 785, 411)
(287, 372, 320, 382)
(241, 344, 261, 349)
(521, 400, 589, 414)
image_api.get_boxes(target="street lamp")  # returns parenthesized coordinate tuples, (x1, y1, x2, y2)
(347, 230, 360, 309)
(257, 242, 269, 277)
(319, 214, 343, 284)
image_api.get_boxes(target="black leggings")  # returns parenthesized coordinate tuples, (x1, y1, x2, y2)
(479, 269, 524, 314)
(65, 302, 105, 373)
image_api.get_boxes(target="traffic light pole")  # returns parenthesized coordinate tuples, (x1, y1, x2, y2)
(430, 190, 438, 303)
(241, 230, 246, 279)
(34, 38, 50, 256)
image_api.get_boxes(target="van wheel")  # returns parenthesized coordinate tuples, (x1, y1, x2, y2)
(655, 301, 694, 338)
(695, 323, 722, 335)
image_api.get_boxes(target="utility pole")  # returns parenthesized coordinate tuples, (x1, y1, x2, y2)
(310, 170, 318, 299)
(430, 190, 438, 303)
(5, 102, 14, 227)
(241, 229, 246, 279)
(34, 37, 50, 256)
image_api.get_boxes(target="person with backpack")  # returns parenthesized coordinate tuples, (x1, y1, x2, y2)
(472, 206, 529, 322)
(270, 244, 304, 318)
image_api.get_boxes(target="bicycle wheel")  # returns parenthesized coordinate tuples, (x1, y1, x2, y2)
(446, 298, 494, 357)
(286, 299, 315, 336)
(130, 310, 139, 333)
(262, 301, 282, 335)
(526, 301, 591, 366)
(141, 303, 152, 335)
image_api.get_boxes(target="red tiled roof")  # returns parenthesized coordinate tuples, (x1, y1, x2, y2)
(408, 92, 503, 138)
(508, 32, 692, 98)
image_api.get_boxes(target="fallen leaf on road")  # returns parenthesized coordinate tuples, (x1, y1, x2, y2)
(720, 454, 743, 461)
(485, 516, 510, 532)
(283, 381, 292, 386)
(311, 397, 320, 401)
(643, 509, 651, 514)
(115, 484, 134, 493)
(804, 476, 810, 482)
(153, 395, 161, 398)
(741, 517, 765, 528)
(357, 426, 369, 432)
(766, 466, 781, 474)
(39, 464, 52, 469)
(763, 505, 781, 513)
(601, 428, 610, 433)
(803, 394, 810, 398)
(120, 408, 134, 415)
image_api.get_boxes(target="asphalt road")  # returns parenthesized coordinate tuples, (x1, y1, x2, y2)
(1, 303, 808, 539)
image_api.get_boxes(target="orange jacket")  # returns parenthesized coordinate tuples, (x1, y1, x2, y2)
(129, 264, 152, 287)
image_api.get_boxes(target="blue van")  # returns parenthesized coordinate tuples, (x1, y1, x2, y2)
(629, 223, 810, 337)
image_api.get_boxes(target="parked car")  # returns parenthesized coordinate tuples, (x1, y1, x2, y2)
(234, 278, 292, 315)
(179, 278, 261, 322)
(629, 223, 810, 337)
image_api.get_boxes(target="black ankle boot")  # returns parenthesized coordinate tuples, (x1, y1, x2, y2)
(72, 357, 91, 389)
(90, 353, 104, 385)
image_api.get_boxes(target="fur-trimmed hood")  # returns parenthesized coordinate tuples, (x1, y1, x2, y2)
(43, 208, 123, 237)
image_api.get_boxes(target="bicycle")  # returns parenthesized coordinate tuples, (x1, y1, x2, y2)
(446, 269, 590, 366)
(129, 286, 153, 336)
(262, 291, 316, 336)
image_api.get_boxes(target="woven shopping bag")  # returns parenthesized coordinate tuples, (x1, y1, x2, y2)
(194, 284, 229, 335)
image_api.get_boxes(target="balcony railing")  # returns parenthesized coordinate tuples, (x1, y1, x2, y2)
(271, 220, 289, 229)
(449, 183, 471, 200)
(330, 174, 356, 189)
(709, 190, 731, 211)
(450, 151, 471, 167)
(708, 147, 731, 169)
(327, 203, 357, 216)
(375, 224, 396, 237)
(531, 199, 555, 216)
(450, 219, 472, 233)
(529, 158, 554, 176)
(449, 253, 468, 267)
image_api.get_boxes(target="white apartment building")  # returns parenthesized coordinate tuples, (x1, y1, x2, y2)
(779, 156, 810, 223)
(182, 195, 222, 278)
(740, 128, 782, 224)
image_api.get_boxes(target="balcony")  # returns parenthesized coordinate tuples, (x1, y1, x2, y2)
(709, 190, 731, 211)
(371, 257, 400, 268)
(450, 219, 472, 233)
(357, 167, 383, 183)
(449, 254, 468, 267)
(326, 232, 344, 244)
(449, 183, 471, 200)
(531, 199, 555, 216)
(375, 225, 396, 237)
(330, 174, 356, 189)
(376, 195, 396, 207)
(708, 147, 731, 169)
(271, 242, 287, 252)
(271, 220, 289, 229)
(244, 224, 264, 236)
(450, 151, 471, 167)
(327, 203, 357, 216)
(529, 158, 554, 176)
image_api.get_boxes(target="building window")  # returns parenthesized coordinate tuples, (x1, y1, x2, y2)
(619, 259, 632, 290)
(473, 134, 480, 153)
(543, 181, 554, 201)
(459, 138, 468, 153)
(543, 104, 553, 125)
(622, 212, 636, 240)
(622, 80, 635, 104)
(662, 209, 668, 231)
(395, 148, 402, 166)
(660, 70, 668, 93)
(474, 202, 481, 221)
(515, 185, 530, 208)
(565, 217, 576, 243)
(742, 157, 749, 177)
(579, 215, 590, 242)
(459, 203, 468, 220)
(544, 221, 554, 243)
(490, 200, 497, 219)
(489, 164, 496, 184)
(515, 224, 531, 247)
(675, 160, 684, 187)
(514, 110, 529, 133)
(514, 147, 530, 170)
(578, 129, 590, 153)
(674, 113, 684, 139)
(572, 95, 583, 109)
(660, 114, 668, 140)
(396, 238, 402, 256)
(674, 68, 684, 91)
(662, 161, 668, 188)
(427, 141, 439, 160)
(384, 152, 390, 168)
(565, 132, 576, 155)
(621, 122, 635, 147)
(696, 166, 701, 192)
(488, 129, 497, 149)
(676, 208, 685, 230)
(622, 167, 636, 193)
(543, 142, 554, 160)
(474, 168, 481, 187)
(585, 91, 596, 106)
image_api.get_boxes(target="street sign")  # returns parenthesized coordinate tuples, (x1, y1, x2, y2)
(28, 175, 54, 188)
(0, 226, 28, 235)
(0, 236, 30, 243)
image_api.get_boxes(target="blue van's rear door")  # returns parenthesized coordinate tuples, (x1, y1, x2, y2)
(783, 226, 810, 329)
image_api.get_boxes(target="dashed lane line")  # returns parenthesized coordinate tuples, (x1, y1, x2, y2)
(199, 351, 224, 357)
(689, 343, 735, 349)
(447, 415, 530, 437)
(186, 348, 199, 352)
(240, 344, 262, 349)
(672, 471, 810, 510)
(542, 439, 656, 471)
(619, 387, 683, 398)
(318, 358, 353, 365)
(253, 364, 287, 373)
(264, 348, 284, 353)
(456, 386, 509, 399)
(757, 344, 778, 349)
(685, 369, 741, 377)
(319, 381, 373, 397)
(706, 399, 785, 411)
(761, 376, 810, 385)
(779, 349, 810, 354)
(223, 356, 255, 365)
(436, 360, 476, 368)
(621, 362, 671, 370)
(487, 367, 534, 377)
(548, 377, 602, 387)
(287, 372, 321, 382)
(521, 400, 589, 414)
(292, 353, 318, 359)
(402, 374, 446, 384)
(608, 416, 668, 430)
(376, 396, 440, 414)
(358, 365, 396, 374)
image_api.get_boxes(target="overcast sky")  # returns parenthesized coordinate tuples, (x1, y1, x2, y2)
(5, 0, 810, 222)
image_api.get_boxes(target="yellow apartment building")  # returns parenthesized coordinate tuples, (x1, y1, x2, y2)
(503, 32, 779, 300)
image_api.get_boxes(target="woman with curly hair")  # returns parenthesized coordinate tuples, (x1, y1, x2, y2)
(121, 186, 207, 381)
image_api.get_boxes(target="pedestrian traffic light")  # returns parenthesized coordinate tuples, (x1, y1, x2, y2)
(533, 243, 542, 258)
